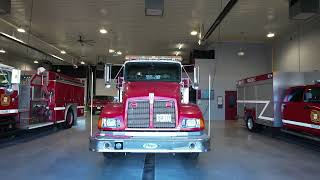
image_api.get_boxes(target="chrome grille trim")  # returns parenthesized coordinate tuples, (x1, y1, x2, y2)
(153, 100, 176, 128)
(127, 100, 150, 128)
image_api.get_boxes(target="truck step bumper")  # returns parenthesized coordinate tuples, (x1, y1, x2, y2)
(89, 133, 210, 153)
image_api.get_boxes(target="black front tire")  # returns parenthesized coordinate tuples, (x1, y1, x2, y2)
(64, 110, 74, 129)
(182, 153, 199, 160)
(246, 117, 261, 132)
(103, 152, 125, 159)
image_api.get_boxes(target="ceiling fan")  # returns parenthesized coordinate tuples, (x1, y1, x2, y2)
(77, 35, 95, 46)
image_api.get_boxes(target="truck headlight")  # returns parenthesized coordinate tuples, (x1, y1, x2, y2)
(182, 118, 202, 128)
(99, 118, 120, 128)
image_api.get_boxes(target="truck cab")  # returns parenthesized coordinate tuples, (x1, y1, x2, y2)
(89, 56, 210, 158)
(282, 84, 320, 136)
(0, 63, 20, 134)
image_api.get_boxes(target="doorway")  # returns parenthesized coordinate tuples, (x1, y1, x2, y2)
(225, 91, 237, 120)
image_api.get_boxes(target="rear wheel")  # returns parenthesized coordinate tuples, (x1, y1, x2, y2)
(64, 109, 74, 129)
(246, 117, 261, 132)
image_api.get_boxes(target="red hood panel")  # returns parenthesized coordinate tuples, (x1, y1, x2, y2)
(124, 82, 181, 99)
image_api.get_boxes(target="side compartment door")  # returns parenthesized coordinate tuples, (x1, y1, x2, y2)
(282, 87, 305, 131)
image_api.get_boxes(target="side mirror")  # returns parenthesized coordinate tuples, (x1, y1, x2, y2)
(193, 65, 200, 90)
(104, 63, 112, 88)
(11, 69, 21, 84)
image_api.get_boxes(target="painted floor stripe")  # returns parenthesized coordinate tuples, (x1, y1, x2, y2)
(142, 153, 155, 180)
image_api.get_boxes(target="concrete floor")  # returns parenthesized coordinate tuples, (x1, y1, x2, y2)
(0, 116, 320, 180)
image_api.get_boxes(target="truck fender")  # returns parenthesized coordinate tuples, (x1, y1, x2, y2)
(244, 108, 256, 121)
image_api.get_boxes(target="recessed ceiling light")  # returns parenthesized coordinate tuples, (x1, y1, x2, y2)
(190, 31, 198, 36)
(117, 51, 122, 55)
(99, 28, 108, 34)
(17, 28, 26, 33)
(267, 32, 275, 38)
(109, 49, 115, 53)
(237, 51, 245, 56)
(178, 43, 183, 49)
(0, 49, 6, 54)
(80, 61, 85, 65)
(34, 60, 39, 64)
(60, 50, 66, 54)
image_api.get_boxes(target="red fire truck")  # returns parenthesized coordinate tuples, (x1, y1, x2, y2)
(90, 56, 210, 159)
(237, 73, 320, 137)
(0, 63, 84, 135)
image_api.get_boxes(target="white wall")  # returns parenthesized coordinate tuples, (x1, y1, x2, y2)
(200, 42, 272, 120)
(274, 16, 320, 72)
(95, 78, 118, 96)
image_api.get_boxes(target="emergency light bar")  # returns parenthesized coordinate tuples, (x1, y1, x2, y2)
(125, 55, 182, 61)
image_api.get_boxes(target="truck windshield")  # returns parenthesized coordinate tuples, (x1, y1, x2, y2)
(304, 87, 320, 103)
(124, 62, 181, 82)
(0, 70, 11, 87)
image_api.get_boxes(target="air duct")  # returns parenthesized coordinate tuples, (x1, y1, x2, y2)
(289, 0, 319, 20)
(145, 0, 164, 16)
(0, 0, 10, 15)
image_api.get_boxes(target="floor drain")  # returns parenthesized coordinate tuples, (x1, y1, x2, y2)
(142, 153, 155, 180)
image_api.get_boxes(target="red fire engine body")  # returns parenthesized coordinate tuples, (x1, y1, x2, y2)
(0, 63, 19, 133)
(90, 56, 210, 158)
(237, 73, 320, 137)
(18, 70, 85, 129)
(0, 63, 84, 134)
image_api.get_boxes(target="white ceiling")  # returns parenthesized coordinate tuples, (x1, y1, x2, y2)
(2, 0, 294, 64)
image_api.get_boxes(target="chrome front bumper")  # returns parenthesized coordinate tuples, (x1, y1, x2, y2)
(89, 131, 210, 153)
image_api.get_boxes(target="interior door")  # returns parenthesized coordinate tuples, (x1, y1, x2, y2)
(225, 91, 237, 120)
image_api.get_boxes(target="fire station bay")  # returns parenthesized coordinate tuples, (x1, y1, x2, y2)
(2, 1, 320, 180)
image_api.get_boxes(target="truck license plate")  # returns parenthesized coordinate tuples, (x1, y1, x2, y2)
(156, 114, 172, 123)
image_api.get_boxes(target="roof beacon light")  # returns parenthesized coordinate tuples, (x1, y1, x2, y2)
(125, 55, 182, 61)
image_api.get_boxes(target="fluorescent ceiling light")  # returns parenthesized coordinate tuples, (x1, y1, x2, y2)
(190, 31, 198, 36)
(34, 60, 39, 64)
(267, 32, 275, 38)
(198, 39, 201, 45)
(80, 61, 85, 65)
(50, 54, 64, 61)
(60, 50, 66, 54)
(99, 28, 108, 34)
(117, 51, 122, 55)
(175, 51, 181, 56)
(0, 32, 25, 44)
(0, 49, 6, 54)
(17, 28, 26, 33)
(109, 49, 115, 53)
(178, 43, 183, 49)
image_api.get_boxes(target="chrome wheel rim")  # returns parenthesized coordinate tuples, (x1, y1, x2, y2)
(247, 118, 253, 130)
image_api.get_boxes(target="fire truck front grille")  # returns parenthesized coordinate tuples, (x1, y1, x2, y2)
(153, 100, 176, 128)
(127, 101, 150, 128)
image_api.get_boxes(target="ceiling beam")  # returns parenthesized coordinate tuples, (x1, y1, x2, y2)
(202, 0, 238, 41)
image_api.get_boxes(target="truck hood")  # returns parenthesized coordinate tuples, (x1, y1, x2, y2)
(123, 81, 181, 99)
